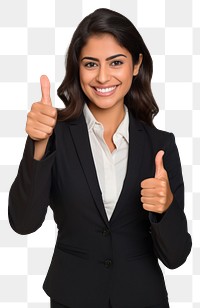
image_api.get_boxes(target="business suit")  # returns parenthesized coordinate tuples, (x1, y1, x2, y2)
(8, 110, 192, 308)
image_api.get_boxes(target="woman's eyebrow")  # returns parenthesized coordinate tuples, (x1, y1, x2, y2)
(81, 54, 127, 62)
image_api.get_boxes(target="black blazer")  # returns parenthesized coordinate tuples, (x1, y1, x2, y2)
(8, 111, 192, 308)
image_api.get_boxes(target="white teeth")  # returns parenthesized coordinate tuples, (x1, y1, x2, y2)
(95, 86, 116, 93)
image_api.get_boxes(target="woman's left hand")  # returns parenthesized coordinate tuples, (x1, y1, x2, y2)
(140, 150, 174, 214)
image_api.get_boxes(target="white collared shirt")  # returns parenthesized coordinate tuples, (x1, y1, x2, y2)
(83, 104, 129, 220)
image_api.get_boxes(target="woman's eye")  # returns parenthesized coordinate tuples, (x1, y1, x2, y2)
(84, 62, 97, 68)
(111, 60, 123, 66)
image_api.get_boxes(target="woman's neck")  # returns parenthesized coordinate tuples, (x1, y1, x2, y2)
(88, 103, 125, 135)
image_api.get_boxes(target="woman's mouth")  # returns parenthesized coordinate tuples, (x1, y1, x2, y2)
(93, 86, 118, 96)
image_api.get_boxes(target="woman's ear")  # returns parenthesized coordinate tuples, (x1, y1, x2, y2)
(133, 54, 143, 76)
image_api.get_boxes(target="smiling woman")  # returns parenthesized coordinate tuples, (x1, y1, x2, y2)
(8, 7, 192, 308)
(57, 8, 158, 126)
(79, 34, 142, 114)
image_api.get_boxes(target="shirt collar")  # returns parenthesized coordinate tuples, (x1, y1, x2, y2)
(115, 106, 129, 144)
(83, 103, 129, 144)
(83, 103, 101, 131)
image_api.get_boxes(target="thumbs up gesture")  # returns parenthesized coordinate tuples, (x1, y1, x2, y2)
(140, 151, 174, 214)
(26, 75, 57, 141)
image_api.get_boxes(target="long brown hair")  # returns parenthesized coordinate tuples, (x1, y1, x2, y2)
(57, 8, 159, 126)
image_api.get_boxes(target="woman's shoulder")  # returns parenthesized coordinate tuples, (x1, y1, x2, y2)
(132, 115, 175, 149)
(54, 112, 85, 131)
(142, 121, 172, 138)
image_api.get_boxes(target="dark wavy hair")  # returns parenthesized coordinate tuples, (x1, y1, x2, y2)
(57, 8, 159, 126)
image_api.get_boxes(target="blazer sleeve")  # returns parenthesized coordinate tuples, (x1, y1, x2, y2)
(8, 132, 56, 235)
(149, 133, 192, 269)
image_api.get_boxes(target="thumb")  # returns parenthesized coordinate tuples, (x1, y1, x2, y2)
(40, 75, 52, 105)
(155, 150, 165, 179)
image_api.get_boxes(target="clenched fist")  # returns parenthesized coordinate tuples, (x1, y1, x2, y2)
(140, 150, 174, 214)
(26, 75, 57, 141)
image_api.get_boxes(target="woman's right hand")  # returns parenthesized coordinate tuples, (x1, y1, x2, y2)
(26, 75, 57, 141)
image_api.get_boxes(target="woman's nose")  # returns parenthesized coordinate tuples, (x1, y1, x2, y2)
(96, 66, 111, 84)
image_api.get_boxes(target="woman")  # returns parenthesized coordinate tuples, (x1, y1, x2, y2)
(8, 8, 192, 308)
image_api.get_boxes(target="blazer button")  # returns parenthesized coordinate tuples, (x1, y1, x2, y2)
(102, 229, 110, 236)
(104, 259, 112, 268)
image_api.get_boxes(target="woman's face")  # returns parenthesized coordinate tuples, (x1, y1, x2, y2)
(79, 33, 142, 112)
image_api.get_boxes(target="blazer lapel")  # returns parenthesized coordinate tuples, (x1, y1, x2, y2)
(110, 113, 145, 222)
(69, 114, 109, 227)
